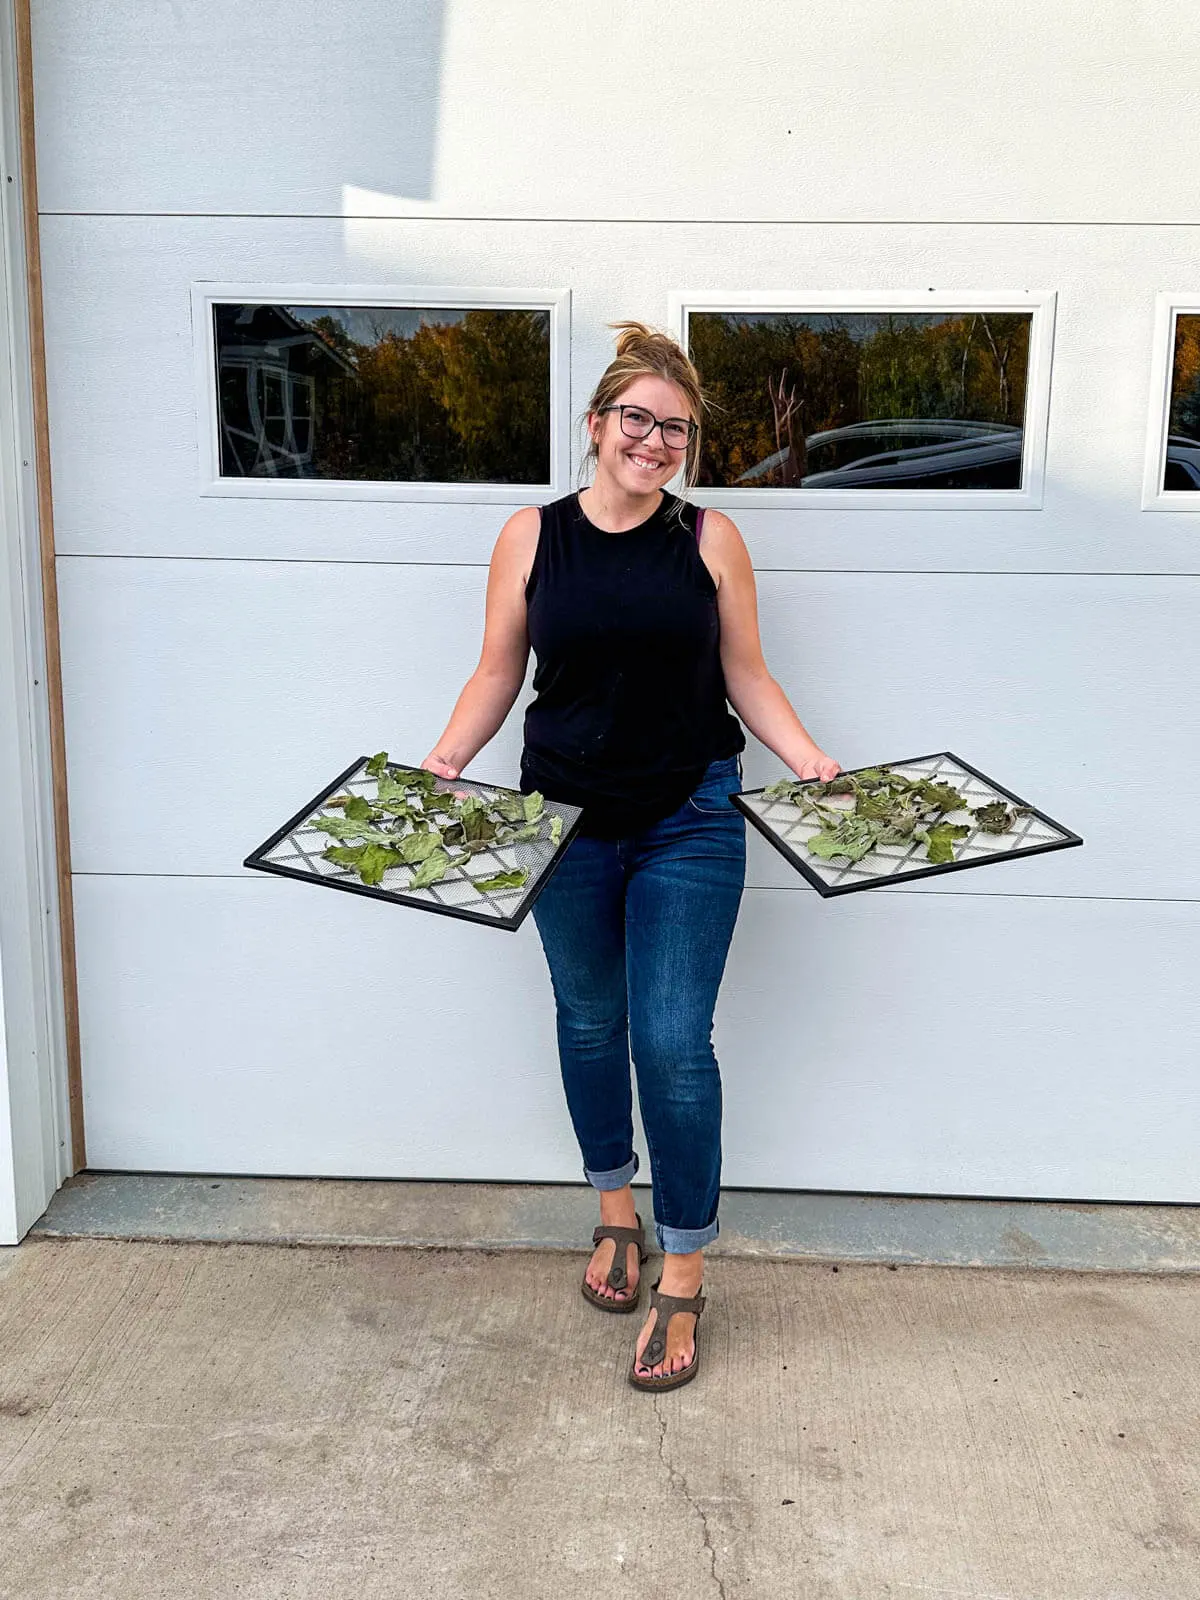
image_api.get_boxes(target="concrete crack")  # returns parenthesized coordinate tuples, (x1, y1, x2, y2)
(653, 1396, 727, 1600)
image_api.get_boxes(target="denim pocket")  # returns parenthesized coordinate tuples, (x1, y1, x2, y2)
(687, 755, 743, 816)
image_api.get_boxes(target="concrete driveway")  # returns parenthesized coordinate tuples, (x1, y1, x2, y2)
(0, 1237, 1196, 1597)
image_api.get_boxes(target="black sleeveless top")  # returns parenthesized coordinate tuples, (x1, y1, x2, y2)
(520, 490, 745, 838)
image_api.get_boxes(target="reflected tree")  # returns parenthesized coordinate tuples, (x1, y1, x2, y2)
(689, 310, 1031, 488)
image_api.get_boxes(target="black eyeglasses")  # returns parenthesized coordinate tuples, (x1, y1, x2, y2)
(598, 404, 697, 451)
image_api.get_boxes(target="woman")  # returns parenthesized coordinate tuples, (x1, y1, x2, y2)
(422, 322, 839, 1391)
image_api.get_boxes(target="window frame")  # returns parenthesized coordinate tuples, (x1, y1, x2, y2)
(1141, 293, 1200, 512)
(667, 289, 1057, 511)
(191, 282, 571, 503)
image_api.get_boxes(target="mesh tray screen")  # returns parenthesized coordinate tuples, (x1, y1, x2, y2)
(245, 756, 583, 930)
(735, 751, 1081, 897)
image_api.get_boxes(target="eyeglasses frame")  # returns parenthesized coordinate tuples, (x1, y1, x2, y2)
(596, 403, 697, 451)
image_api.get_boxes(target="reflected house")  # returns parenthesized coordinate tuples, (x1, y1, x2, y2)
(216, 305, 356, 477)
(734, 419, 1024, 490)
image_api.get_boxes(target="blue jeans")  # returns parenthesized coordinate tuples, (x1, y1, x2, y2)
(530, 754, 746, 1253)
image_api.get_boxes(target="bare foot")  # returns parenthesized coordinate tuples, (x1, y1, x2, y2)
(583, 1186, 642, 1304)
(633, 1250, 703, 1379)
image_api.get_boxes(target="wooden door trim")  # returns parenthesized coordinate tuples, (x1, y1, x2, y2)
(14, 0, 85, 1170)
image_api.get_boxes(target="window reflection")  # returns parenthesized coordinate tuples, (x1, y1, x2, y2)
(688, 311, 1033, 490)
(214, 304, 552, 484)
(1165, 314, 1200, 490)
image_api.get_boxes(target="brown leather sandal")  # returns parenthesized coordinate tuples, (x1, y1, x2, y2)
(628, 1280, 705, 1391)
(581, 1212, 649, 1313)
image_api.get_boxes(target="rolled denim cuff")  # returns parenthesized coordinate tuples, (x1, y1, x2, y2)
(656, 1216, 719, 1254)
(583, 1151, 639, 1191)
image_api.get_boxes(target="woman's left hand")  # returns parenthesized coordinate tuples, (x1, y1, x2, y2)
(791, 750, 841, 782)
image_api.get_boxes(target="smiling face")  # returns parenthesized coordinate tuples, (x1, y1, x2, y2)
(587, 374, 696, 499)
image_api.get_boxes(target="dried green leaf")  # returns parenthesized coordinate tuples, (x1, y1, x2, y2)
(919, 822, 971, 864)
(399, 829, 442, 864)
(473, 868, 529, 893)
(548, 815, 563, 847)
(522, 791, 545, 823)
(496, 821, 542, 845)
(764, 778, 810, 804)
(855, 791, 897, 822)
(322, 844, 366, 870)
(344, 794, 374, 821)
(312, 814, 372, 841)
(494, 793, 528, 824)
(365, 751, 389, 778)
(460, 798, 497, 844)
(357, 841, 405, 886)
(915, 779, 968, 814)
(807, 817, 878, 863)
(971, 801, 1015, 834)
(409, 849, 450, 889)
(324, 841, 403, 886)
(876, 816, 919, 844)
(375, 769, 411, 805)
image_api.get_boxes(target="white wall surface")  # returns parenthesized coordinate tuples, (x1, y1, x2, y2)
(30, 0, 1200, 224)
(30, 0, 1200, 1197)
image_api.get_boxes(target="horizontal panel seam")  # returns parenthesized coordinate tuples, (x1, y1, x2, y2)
(53, 553, 1200, 578)
(68, 872, 1200, 905)
(35, 212, 1200, 228)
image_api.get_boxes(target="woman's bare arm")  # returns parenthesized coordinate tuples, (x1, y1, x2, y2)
(421, 506, 540, 778)
(700, 509, 840, 782)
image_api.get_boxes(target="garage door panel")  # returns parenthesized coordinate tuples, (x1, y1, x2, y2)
(38, 213, 1200, 578)
(74, 875, 1200, 1198)
(60, 558, 1197, 899)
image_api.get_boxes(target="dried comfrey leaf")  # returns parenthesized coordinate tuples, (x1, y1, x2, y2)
(971, 801, 1014, 834)
(399, 829, 443, 864)
(770, 761, 1021, 876)
(472, 868, 529, 893)
(322, 841, 404, 886)
(918, 822, 972, 865)
(914, 779, 968, 814)
(807, 817, 878, 863)
(311, 752, 564, 901)
(409, 849, 451, 889)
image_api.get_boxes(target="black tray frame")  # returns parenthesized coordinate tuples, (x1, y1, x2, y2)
(732, 750, 1083, 898)
(244, 755, 584, 931)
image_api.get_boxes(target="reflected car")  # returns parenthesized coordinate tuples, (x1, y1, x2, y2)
(734, 419, 1024, 490)
(1163, 434, 1200, 490)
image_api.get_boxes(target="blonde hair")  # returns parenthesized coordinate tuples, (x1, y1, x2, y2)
(582, 321, 706, 493)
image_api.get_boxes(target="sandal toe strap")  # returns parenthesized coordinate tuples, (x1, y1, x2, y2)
(640, 1284, 705, 1368)
(591, 1213, 645, 1289)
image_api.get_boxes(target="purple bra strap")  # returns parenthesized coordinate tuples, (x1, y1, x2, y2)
(695, 507, 705, 544)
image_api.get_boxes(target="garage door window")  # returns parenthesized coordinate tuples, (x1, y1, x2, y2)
(1143, 298, 1200, 509)
(193, 285, 569, 503)
(669, 291, 1055, 511)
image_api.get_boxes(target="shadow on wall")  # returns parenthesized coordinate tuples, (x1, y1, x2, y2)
(316, 0, 446, 208)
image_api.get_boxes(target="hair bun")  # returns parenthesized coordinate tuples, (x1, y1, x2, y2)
(611, 319, 669, 359)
